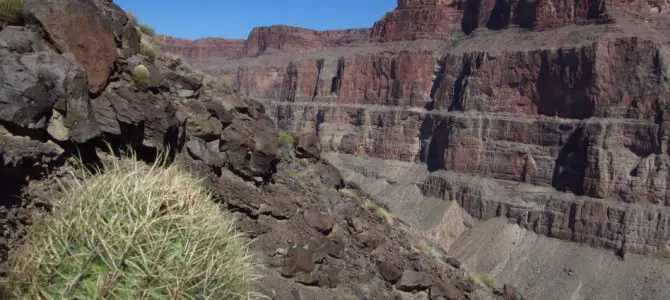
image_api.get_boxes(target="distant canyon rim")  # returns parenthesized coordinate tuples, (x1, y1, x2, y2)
(161, 0, 670, 298)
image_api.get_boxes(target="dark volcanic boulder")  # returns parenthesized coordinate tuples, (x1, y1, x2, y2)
(220, 115, 278, 180)
(0, 49, 99, 142)
(295, 132, 322, 161)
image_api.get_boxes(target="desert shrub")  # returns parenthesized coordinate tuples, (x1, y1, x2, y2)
(469, 272, 497, 289)
(139, 23, 156, 37)
(140, 41, 157, 62)
(3, 156, 259, 299)
(278, 131, 294, 147)
(0, 0, 22, 23)
(132, 64, 150, 86)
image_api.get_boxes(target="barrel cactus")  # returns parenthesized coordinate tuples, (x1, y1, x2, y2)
(3, 156, 260, 299)
(0, 0, 22, 23)
(132, 64, 150, 86)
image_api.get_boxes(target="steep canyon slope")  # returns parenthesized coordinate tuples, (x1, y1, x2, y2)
(161, 0, 670, 298)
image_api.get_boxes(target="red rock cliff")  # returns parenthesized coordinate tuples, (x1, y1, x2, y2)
(243, 25, 371, 56)
(159, 36, 246, 60)
(160, 0, 670, 257)
(371, 0, 464, 41)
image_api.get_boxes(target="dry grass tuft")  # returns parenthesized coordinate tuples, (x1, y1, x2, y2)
(468, 271, 497, 289)
(365, 201, 393, 225)
(3, 155, 260, 299)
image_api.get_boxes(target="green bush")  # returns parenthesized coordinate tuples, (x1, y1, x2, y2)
(278, 131, 294, 147)
(139, 23, 156, 37)
(3, 156, 259, 299)
(132, 64, 150, 86)
(0, 0, 22, 23)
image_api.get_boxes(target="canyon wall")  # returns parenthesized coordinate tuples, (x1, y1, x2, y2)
(161, 0, 670, 256)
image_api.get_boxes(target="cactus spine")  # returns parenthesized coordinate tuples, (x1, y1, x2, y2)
(0, 0, 22, 23)
(132, 64, 150, 86)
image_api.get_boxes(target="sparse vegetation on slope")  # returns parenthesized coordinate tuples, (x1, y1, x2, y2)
(365, 201, 393, 225)
(278, 131, 294, 147)
(3, 156, 259, 299)
(125, 11, 138, 26)
(139, 23, 156, 37)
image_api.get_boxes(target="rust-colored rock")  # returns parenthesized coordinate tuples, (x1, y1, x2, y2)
(24, 0, 117, 94)
(159, 36, 246, 60)
(372, 0, 463, 42)
(244, 25, 370, 57)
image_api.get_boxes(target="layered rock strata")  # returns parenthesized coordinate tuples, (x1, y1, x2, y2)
(159, 36, 246, 60)
(162, 0, 670, 258)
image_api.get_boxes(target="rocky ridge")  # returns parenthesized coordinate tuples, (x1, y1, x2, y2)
(0, 0, 504, 299)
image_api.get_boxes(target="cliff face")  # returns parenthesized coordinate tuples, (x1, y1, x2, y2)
(235, 50, 438, 107)
(243, 26, 371, 57)
(159, 36, 246, 60)
(160, 0, 670, 258)
(371, 0, 463, 41)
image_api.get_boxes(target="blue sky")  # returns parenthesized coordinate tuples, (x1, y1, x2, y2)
(114, 0, 396, 40)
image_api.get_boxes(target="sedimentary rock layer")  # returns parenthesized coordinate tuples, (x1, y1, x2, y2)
(159, 36, 246, 60)
(157, 0, 670, 257)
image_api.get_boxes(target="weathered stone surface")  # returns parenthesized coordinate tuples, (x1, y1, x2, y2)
(0, 26, 47, 53)
(185, 101, 224, 141)
(377, 258, 404, 283)
(220, 116, 279, 180)
(46, 110, 70, 142)
(24, 0, 118, 93)
(312, 160, 344, 189)
(0, 50, 93, 137)
(503, 284, 525, 300)
(429, 281, 462, 300)
(303, 208, 334, 235)
(281, 246, 316, 277)
(397, 270, 432, 292)
(445, 257, 461, 269)
(295, 132, 322, 160)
